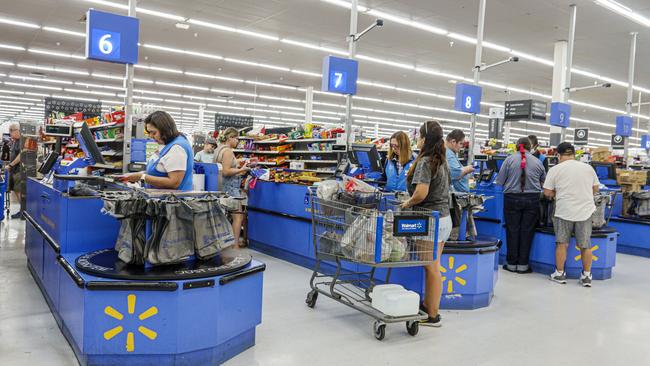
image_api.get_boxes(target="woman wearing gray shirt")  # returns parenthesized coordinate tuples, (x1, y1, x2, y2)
(401, 121, 452, 328)
(495, 137, 546, 273)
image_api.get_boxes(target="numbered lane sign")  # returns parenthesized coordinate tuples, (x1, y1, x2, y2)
(550, 102, 571, 128)
(615, 116, 633, 137)
(322, 56, 358, 95)
(641, 135, 650, 150)
(454, 83, 482, 114)
(86, 9, 139, 64)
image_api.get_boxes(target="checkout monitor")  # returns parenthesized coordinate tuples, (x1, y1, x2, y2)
(349, 143, 383, 174)
(75, 122, 107, 166)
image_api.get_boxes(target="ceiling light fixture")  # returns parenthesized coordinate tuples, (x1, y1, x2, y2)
(42, 26, 85, 37)
(0, 16, 40, 29)
(594, 0, 650, 27)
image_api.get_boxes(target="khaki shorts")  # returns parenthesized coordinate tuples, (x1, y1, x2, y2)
(552, 217, 592, 249)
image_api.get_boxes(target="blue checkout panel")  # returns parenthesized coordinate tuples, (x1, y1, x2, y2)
(248, 181, 499, 310)
(25, 178, 264, 366)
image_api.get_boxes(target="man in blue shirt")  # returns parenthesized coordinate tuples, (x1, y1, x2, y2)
(445, 130, 474, 192)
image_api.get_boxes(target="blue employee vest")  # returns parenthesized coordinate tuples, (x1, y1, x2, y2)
(385, 155, 415, 192)
(538, 154, 546, 164)
(145, 135, 194, 191)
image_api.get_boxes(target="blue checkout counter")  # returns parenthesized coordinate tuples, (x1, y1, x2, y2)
(473, 188, 618, 279)
(25, 178, 264, 366)
(248, 180, 500, 310)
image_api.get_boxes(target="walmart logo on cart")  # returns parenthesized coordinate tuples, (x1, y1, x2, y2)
(397, 219, 427, 234)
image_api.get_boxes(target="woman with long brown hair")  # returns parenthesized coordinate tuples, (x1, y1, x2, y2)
(384, 131, 416, 192)
(401, 121, 453, 327)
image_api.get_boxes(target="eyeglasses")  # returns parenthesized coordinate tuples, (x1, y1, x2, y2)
(390, 144, 399, 149)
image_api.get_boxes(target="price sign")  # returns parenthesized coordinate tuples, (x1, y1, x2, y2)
(611, 134, 626, 149)
(215, 114, 254, 130)
(322, 56, 358, 95)
(454, 83, 482, 114)
(44, 97, 102, 120)
(574, 128, 589, 145)
(86, 9, 139, 64)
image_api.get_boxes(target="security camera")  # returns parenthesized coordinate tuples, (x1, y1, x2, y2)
(510, 56, 519, 62)
(603, 83, 612, 88)
(376, 19, 384, 27)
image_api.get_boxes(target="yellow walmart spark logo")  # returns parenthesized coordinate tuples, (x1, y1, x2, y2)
(574, 245, 599, 262)
(103, 294, 158, 352)
(440, 256, 467, 293)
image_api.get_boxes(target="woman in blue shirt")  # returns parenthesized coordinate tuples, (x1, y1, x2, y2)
(384, 131, 416, 192)
(122, 111, 194, 191)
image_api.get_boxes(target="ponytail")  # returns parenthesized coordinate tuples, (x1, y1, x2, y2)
(516, 137, 532, 192)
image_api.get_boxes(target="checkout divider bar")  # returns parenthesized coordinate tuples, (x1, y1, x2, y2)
(24, 212, 60, 253)
(57, 256, 85, 288)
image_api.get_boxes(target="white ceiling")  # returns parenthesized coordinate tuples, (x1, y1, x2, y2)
(1, 0, 650, 146)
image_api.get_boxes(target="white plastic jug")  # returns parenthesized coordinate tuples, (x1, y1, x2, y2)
(371, 285, 420, 317)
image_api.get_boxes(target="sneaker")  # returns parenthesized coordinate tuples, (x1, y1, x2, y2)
(549, 270, 567, 284)
(419, 303, 428, 314)
(516, 265, 533, 274)
(579, 272, 592, 287)
(502, 264, 517, 273)
(419, 314, 442, 327)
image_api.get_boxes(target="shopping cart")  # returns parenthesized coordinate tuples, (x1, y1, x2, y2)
(306, 186, 440, 340)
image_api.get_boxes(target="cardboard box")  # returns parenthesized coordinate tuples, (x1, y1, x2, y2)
(591, 147, 611, 162)
(617, 169, 648, 185)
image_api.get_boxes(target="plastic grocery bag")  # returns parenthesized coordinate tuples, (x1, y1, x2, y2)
(317, 180, 340, 201)
(187, 198, 235, 259)
(342, 175, 377, 193)
(383, 210, 408, 262)
(630, 191, 650, 218)
(591, 194, 609, 229)
(147, 199, 195, 265)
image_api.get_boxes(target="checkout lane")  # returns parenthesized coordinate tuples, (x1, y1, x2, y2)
(27, 119, 265, 366)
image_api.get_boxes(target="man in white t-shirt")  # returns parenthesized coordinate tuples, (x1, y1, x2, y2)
(194, 139, 216, 163)
(543, 142, 600, 287)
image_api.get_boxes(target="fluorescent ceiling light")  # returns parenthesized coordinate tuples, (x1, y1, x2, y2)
(0, 17, 40, 29)
(9, 75, 72, 85)
(290, 69, 322, 78)
(356, 54, 414, 70)
(320, 0, 368, 11)
(4, 81, 62, 91)
(137, 8, 186, 21)
(84, 0, 128, 10)
(17, 64, 88, 76)
(0, 43, 25, 51)
(28, 48, 86, 60)
(42, 26, 85, 37)
(134, 65, 183, 74)
(142, 44, 223, 60)
(0, 61, 14, 66)
(92, 73, 124, 81)
(223, 58, 290, 72)
(595, 0, 650, 27)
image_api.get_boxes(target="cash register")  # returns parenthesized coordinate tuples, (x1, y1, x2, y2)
(347, 143, 384, 182)
(41, 122, 114, 191)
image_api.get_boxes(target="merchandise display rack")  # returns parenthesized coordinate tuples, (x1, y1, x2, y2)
(236, 137, 344, 176)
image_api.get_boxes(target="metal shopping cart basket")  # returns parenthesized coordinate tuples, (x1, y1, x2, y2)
(305, 186, 440, 340)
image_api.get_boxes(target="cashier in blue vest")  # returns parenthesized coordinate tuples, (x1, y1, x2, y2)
(446, 129, 474, 192)
(384, 131, 416, 192)
(121, 111, 194, 191)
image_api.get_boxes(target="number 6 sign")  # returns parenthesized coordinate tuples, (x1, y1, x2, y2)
(86, 9, 139, 65)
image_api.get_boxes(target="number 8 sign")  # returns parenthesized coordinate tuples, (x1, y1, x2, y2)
(454, 83, 482, 114)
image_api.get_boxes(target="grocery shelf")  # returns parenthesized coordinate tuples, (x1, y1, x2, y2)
(234, 149, 281, 154)
(287, 150, 340, 154)
(95, 138, 123, 143)
(253, 138, 337, 144)
(89, 122, 123, 130)
(287, 159, 338, 164)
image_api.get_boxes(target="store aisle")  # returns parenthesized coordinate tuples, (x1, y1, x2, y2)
(2, 207, 650, 365)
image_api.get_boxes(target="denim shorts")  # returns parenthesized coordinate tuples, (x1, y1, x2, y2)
(414, 215, 452, 243)
(552, 217, 592, 249)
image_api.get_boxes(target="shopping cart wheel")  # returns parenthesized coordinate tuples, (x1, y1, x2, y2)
(306, 290, 318, 308)
(373, 321, 386, 341)
(406, 320, 419, 336)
